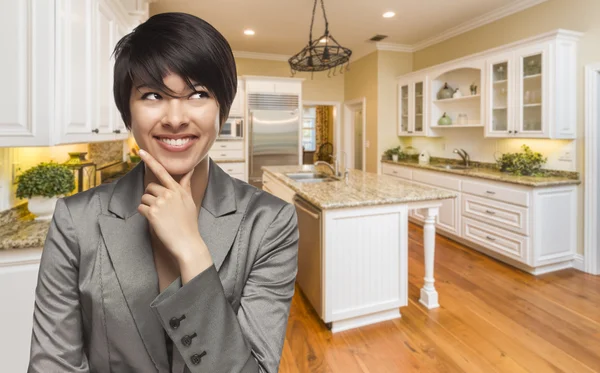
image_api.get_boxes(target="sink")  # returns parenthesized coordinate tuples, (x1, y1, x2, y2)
(285, 172, 338, 183)
(432, 164, 472, 170)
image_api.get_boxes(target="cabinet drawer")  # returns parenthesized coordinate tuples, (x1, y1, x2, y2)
(218, 162, 245, 175)
(462, 217, 529, 263)
(462, 180, 529, 207)
(413, 170, 461, 191)
(462, 193, 529, 235)
(209, 149, 244, 160)
(213, 140, 243, 150)
(382, 164, 412, 180)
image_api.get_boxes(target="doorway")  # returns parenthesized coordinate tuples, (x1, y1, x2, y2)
(302, 101, 341, 165)
(343, 98, 366, 171)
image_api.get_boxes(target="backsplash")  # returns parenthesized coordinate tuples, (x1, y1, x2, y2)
(88, 141, 125, 168)
(403, 129, 577, 172)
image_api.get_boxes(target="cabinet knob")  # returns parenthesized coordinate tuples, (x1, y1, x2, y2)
(113, 129, 121, 134)
(514, 130, 518, 134)
(508, 130, 513, 134)
(92, 128, 99, 134)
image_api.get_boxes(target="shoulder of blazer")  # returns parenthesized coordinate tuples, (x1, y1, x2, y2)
(60, 181, 117, 223)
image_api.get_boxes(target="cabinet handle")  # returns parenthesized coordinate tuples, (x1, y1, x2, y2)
(508, 130, 513, 134)
(408, 131, 413, 133)
(221, 153, 227, 156)
(392, 171, 398, 174)
(486, 190, 496, 195)
(485, 210, 496, 215)
(227, 169, 233, 172)
(486, 236, 497, 241)
(220, 145, 227, 148)
(514, 130, 518, 134)
(113, 129, 121, 134)
(92, 128, 99, 134)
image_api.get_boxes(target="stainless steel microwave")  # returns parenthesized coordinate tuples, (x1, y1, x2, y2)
(219, 117, 243, 139)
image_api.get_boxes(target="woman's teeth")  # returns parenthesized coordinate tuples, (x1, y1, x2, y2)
(159, 137, 192, 147)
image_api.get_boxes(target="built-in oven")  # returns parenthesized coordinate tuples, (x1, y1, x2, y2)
(219, 117, 243, 139)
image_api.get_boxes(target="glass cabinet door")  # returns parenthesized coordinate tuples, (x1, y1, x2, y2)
(518, 50, 545, 135)
(489, 58, 511, 135)
(413, 81, 424, 134)
(398, 83, 409, 134)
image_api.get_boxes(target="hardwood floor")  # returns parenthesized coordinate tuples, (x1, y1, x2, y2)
(279, 223, 600, 373)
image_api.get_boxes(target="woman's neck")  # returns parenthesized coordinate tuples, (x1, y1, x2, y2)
(143, 157, 210, 216)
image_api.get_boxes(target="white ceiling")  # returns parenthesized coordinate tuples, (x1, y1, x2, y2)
(149, 0, 544, 60)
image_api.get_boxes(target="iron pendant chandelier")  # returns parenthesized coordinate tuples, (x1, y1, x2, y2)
(289, 0, 352, 78)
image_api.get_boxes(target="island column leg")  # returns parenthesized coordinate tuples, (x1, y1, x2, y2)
(419, 206, 440, 309)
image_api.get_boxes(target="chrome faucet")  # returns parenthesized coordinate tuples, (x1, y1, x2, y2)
(453, 148, 470, 167)
(314, 151, 349, 179)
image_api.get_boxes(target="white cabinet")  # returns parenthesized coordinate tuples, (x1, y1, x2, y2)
(397, 78, 428, 136)
(218, 162, 246, 182)
(229, 79, 245, 117)
(381, 161, 578, 274)
(485, 31, 579, 139)
(1, 0, 137, 147)
(0, 249, 42, 373)
(245, 78, 303, 95)
(0, 0, 54, 147)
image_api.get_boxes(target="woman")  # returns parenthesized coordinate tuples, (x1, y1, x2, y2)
(28, 12, 299, 373)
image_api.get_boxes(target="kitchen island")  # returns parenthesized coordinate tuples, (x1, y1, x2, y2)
(261, 165, 456, 333)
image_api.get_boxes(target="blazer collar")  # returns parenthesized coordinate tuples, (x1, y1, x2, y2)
(108, 157, 236, 219)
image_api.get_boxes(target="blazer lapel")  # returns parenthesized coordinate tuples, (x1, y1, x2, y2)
(99, 158, 244, 373)
(99, 162, 169, 372)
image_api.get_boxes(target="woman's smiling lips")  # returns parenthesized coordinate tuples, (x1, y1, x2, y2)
(154, 135, 199, 152)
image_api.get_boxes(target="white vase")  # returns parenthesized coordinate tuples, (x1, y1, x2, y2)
(28, 196, 60, 221)
(392, 154, 399, 162)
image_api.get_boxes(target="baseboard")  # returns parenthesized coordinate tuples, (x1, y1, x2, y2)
(573, 254, 585, 272)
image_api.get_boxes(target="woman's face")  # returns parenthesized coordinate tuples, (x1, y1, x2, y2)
(129, 72, 219, 176)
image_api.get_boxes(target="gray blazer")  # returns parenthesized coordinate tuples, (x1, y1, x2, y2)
(28, 159, 299, 373)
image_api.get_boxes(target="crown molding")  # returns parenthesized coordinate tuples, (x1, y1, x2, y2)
(375, 42, 414, 53)
(412, 0, 548, 51)
(233, 51, 291, 62)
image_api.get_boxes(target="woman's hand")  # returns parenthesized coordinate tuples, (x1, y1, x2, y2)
(137, 149, 213, 275)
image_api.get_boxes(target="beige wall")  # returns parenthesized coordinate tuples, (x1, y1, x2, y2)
(344, 52, 378, 172)
(235, 58, 345, 102)
(411, 0, 600, 255)
(377, 51, 413, 166)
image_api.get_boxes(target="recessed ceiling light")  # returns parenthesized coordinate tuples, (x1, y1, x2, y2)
(244, 29, 255, 36)
(383, 11, 395, 18)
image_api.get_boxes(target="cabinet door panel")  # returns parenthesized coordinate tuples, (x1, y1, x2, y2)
(246, 81, 275, 93)
(57, 0, 95, 141)
(112, 21, 128, 135)
(485, 52, 513, 138)
(411, 180, 459, 235)
(398, 83, 409, 135)
(95, 0, 114, 134)
(413, 81, 424, 134)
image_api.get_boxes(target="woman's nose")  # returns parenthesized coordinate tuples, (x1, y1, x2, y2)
(162, 99, 187, 128)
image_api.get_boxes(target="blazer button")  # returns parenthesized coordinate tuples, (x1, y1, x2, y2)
(190, 351, 207, 365)
(181, 332, 197, 347)
(169, 314, 186, 329)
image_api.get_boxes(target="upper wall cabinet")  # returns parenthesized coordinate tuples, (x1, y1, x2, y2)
(484, 30, 579, 139)
(0, 0, 141, 147)
(0, 0, 54, 147)
(244, 77, 303, 95)
(397, 77, 429, 136)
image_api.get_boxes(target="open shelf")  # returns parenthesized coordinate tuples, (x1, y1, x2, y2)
(434, 94, 480, 104)
(430, 123, 484, 128)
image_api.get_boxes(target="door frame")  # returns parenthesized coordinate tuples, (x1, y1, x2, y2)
(343, 98, 367, 172)
(584, 63, 600, 275)
(302, 101, 342, 164)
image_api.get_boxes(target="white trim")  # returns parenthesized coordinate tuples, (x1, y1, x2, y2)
(412, 0, 548, 51)
(573, 254, 586, 272)
(233, 51, 291, 62)
(303, 101, 342, 163)
(376, 42, 414, 53)
(584, 63, 600, 275)
(343, 98, 367, 172)
(241, 75, 304, 82)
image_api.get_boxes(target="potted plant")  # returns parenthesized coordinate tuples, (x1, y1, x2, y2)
(495, 144, 547, 176)
(384, 146, 403, 162)
(16, 162, 75, 220)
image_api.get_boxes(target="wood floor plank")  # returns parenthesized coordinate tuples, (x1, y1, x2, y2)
(278, 223, 600, 373)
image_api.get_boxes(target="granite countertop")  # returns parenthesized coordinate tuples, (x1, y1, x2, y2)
(382, 159, 581, 187)
(214, 158, 245, 163)
(0, 203, 50, 251)
(262, 165, 456, 210)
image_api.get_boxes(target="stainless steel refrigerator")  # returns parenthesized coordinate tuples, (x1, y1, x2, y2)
(248, 93, 300, 188)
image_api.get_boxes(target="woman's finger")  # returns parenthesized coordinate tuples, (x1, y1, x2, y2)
(139, 149, 178, 189)
(140, 193, 157, 207)
(145, 182, 168, 197)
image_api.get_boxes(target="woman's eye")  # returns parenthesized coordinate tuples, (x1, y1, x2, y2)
(141, 92, 161, 100)
(190, 91, 210, 99)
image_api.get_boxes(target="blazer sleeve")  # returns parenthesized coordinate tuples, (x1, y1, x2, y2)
(150, 202, 299, 373)
(28, 198, 90, 372)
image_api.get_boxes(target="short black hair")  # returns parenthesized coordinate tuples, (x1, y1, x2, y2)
(112, 12, 237, 129)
